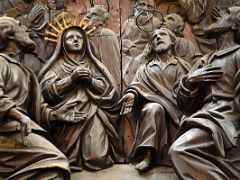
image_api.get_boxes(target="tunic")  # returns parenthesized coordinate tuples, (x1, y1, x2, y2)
(0, 53, 70, 179)
(41, 55, 124, 171)
(126, 55, 190, 162)
(170, 45, 240, 180)
(90, 27, 121, 91)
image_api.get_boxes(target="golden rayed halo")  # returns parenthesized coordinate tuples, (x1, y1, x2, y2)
(44, 13, 96, 43)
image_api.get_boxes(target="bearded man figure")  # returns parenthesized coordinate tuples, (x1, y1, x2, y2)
(85, 5, 121, 91)
(170, 6, 240, 179)
(0, 16, 70, 180)
(38, 25, 124, 171)
(122, 0, 161, 87)
(120, 28, 190, 171)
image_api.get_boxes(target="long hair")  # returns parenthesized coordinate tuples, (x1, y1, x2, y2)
(38, 26, 119, 102)
(145, 27, 177, 62)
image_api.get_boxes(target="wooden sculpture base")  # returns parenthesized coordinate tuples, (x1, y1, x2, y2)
(71, 165, 177, 180)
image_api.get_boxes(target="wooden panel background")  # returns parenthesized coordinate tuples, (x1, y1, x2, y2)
(37, 0, 198, 160)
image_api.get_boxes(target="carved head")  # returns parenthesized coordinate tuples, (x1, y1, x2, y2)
(47, 0, 65, 11)
(164, 13, 184, 37)
(205, 6, 240, 38)
(86, 5, 108, 28)
(134, 0, 156, 17)
(151, 28, 176, 54)
(0, 16, 36, 52)
(63, 28, 86, 54)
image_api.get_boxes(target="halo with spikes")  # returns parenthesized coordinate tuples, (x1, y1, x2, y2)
(44, 13, 96, 43)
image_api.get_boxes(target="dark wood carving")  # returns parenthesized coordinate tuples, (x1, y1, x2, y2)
(39, 25, 124, 171)
(0, 0, 239, 179)
(0, 16, 70, 180)
(120, 28, 190, 171)
(170, 6, 240, 179)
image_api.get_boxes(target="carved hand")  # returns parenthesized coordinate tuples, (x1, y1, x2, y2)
(71, 67, 93, 84)
(212, 6, 222, 21)
(186, 65, 223, 90)
(19, 114, 32, 148)
(27, 5, 45, 25)
(51, 110, 87, 124)
(128, 47, 139, 57)
(118, 92, 135, 115)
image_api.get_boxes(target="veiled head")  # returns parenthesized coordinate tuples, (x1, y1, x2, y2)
(63, 28, 85, 53)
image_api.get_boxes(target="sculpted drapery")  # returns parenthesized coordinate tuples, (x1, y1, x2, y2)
(39, 26, 124, 171)
(0, 17, 70, 180)
(170, 7, 240, 179)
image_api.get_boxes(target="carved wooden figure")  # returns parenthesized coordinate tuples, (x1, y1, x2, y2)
(0, 16, 70, 180)
(121, 0, 161, 87)
(85, 5, 121, 91)
(164, 13, 202, 65)
(120, 28, 190, 172)
(173, 0, 240, 54)
(39, 21, 124, 171)
(170, 6, 240, 179)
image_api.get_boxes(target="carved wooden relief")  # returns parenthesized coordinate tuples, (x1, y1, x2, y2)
(0, 0, 240, 179)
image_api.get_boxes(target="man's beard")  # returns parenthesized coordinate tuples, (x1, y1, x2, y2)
(204, 24, 231, 38)
(16, 30, 36, 53)
(154, 43, 172, 54)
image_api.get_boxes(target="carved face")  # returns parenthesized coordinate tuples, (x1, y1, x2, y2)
(86, 6, 107, 28)
(63, 29, 84, 53)
(164, 14, 184, 34)
(151, 28, 174, 53)
(134, 0, 155, 17)
(12, 20, 36, 53)
(205, 6, 240, 37)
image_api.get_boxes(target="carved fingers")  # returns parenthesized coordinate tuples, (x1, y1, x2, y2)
(22, 136, 33, 148)
(27, 5, 45, 24)
(212, 6, 222, 20)
(74, 112, 87, 123)
(118, 93, 135, 115)
(55, 109, 87, 124)
(187, 65, 223, 84)
(72, 68, 93, 84)
(19, 115, 32, 148)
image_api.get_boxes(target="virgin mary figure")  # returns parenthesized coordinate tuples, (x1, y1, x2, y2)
(38, 26, 124, 171)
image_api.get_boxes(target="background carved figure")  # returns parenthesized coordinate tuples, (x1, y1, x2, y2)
(121, 0, 161, 87)
(164, 13, 202, 65)
(120, 28, 190, 172)
(170, 6, 240, 179)
(175, 0, 240, 54)
(85, 5, 121, 91)
(39, 26, 124, 171)
(0, 16, 70, 180)
(0, 0, 35, 18)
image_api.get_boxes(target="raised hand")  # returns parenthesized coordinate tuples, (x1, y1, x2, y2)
(186, 65, 223, 89)
(27, 5, 45, 26)
(118, 92, 135, 115)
